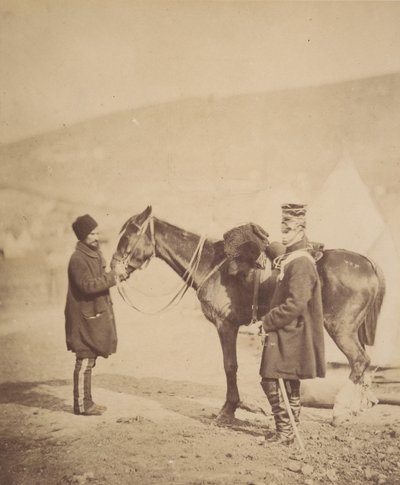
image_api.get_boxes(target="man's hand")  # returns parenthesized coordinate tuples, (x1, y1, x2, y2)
(113, 262, 129, 282)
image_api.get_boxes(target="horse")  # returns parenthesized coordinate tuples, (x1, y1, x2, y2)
(111, 206, 385, 423)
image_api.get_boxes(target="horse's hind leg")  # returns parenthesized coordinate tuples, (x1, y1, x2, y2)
(328, 321, 370, 383)
(328, 319, 378, 426)
(216, 319, 240, 423)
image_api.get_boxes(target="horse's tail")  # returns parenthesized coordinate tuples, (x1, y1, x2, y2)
(358, 260, 386, 347)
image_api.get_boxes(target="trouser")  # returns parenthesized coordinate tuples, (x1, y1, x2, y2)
(73, 357, 97, 414)
(261, 378, 301, 438)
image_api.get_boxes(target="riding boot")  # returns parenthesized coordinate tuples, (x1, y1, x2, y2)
(261, 378, 294, 444)
(287, 379, 301, 424)
(73, 357, 102, 415)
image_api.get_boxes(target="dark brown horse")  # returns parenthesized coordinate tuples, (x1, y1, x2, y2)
(111, 206, 385, 422)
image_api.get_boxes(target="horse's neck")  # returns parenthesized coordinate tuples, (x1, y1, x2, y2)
(153, 218, 212, 287)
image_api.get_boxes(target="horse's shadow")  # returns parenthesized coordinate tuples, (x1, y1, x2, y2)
(0, 379, 71, 413)
(94, 373, 272, 437)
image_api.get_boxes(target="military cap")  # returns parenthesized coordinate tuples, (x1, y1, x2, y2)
(281, 203, 307, 229)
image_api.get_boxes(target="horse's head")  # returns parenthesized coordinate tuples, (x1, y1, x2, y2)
(111, 205, 155, 275)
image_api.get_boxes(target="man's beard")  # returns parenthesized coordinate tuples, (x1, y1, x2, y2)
(86, 241, 99, 250)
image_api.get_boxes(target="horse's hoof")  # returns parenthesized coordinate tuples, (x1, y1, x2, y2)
(215, 413, 235, 426)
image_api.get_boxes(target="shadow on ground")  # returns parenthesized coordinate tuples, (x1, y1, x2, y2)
(0, 374, 272, 437)
(0, 380, 71, 413)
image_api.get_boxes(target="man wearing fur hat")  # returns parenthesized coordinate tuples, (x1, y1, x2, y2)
(258, 204, 325, 444)
(65, 214, 127, 416)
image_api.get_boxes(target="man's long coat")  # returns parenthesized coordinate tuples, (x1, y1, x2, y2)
(65, 242, 117, 358)
(260, 239, 326, 380)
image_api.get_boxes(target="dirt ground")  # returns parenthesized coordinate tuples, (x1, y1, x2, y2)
(1, 270, 400, 485)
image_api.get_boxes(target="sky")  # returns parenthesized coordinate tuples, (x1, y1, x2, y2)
(1, 0, 400, 144)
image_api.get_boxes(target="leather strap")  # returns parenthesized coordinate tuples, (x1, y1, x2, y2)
(251, 268, 261, 323)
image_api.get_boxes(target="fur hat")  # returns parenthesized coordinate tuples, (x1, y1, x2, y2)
(72, 214, 98, 241)
(281, 203, 307, 229)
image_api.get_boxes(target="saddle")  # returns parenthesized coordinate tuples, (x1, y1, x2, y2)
(267, 240, 325, 269)
(224, 222, 324, 268)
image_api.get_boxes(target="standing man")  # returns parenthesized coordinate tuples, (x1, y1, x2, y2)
(258, 204, 325, 444)
(65, 214, 127, 416)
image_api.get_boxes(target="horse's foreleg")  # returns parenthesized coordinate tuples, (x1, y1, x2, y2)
(216, 320, 240, 423)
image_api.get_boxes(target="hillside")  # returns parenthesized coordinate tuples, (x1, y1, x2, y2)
(1, 72, 399, 255)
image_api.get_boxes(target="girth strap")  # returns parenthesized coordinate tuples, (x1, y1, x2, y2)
(251, 268, 261, 323)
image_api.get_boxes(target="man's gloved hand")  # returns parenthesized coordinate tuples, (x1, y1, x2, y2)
(247, 320, 265, 336)
(254, 321, 269, 346)
(253, 320, 266, 336)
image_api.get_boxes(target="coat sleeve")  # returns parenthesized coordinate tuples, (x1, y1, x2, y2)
(69, 254, 117, 296)
(262, 258, 316, 332)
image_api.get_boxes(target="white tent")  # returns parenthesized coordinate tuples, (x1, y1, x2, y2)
(307, 159, 385, 253)
(308, 159, 400, 367)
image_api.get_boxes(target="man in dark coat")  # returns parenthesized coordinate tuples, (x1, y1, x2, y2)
(258, 204, 325, 444)
(65, 214, 127, 416)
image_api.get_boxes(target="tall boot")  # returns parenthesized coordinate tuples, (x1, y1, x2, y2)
(73, 357, 103, 415)
(286, 379, 301, 424)
(261, 378, 294, 444)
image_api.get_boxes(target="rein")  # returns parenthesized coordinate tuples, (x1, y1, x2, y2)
(116, 217, 224, 314)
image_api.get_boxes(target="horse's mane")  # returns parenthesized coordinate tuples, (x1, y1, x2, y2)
(119, 216, 135, 234)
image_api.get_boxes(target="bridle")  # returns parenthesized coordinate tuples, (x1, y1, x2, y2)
(114, 214, 226, 314)
(112, 214, 156, 271)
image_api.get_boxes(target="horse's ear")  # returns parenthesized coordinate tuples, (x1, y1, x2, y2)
(134, 205, 153, 226)
(119, 206, 152, 234)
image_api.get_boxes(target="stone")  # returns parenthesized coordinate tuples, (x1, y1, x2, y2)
(287, 460, 302, 473)
(301, 464, 314, 476)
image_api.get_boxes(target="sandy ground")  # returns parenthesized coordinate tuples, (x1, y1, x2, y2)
(1, 285, 400, 485)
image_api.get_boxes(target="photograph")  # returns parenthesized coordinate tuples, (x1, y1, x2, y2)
(1, 1, 400, 484)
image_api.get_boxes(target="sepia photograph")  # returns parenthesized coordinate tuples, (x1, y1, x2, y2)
(1, 1, 400, 484)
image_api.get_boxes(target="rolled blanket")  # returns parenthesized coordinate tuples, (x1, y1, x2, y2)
(223, 223, 269, 260)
